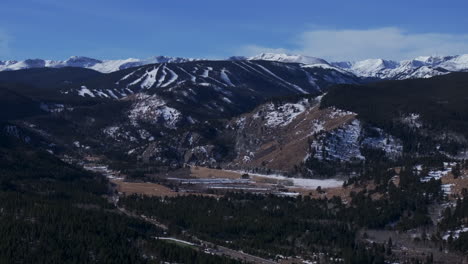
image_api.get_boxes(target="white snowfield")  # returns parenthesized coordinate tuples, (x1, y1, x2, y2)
(229, 170, 344, 189)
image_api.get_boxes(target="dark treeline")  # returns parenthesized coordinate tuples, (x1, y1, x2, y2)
(438, 191, 468, 253)
(119, 158, 448, 263)
(119, 192, 389, 263)
(0, 132, 242, 263)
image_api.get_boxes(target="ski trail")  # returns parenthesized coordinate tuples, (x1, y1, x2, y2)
(156, 65, 167, 87)
(232, 61, 253, 74)
(95, 90, 110, 98)
(251, 62, 308, 94)
(239, 61, 272, 79)
(220, 69, 235, 86)
(127, 72, 146, 87)
(141, 66, 160, 89)
(107, 89, 119, 99)
(116, 70, 137, 85)
(302, 69, 321, 91)
(201, 67, 212, 78)
(161, 66, 179, 87)
(178, 66, 197, 82)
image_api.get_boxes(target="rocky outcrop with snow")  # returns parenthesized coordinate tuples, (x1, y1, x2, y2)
(310, 119, 365, 162)
(128, 93, 181, 129)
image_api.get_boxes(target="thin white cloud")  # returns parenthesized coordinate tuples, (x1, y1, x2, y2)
(241, 27, 468, 61)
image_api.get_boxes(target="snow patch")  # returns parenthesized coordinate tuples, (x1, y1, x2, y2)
(78, 86, 95, 97)
(230, 170, 343, 189)
(402, 113, 422, 128)
(442, 226, 468, 240)
(220, 69, 235, 86)
(264, 100, 307, 127)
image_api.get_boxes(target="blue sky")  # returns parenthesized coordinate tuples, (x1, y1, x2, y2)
(1, 0, 468, 61)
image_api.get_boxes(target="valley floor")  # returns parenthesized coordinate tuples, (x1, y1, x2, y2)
(80, 157, 468, 263)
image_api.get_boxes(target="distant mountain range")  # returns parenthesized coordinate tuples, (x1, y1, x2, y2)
(332, 55, 468, 80)
(0, 56, 199, 73)
(2, 53, 468, 80)
(249, 53, 468, 80)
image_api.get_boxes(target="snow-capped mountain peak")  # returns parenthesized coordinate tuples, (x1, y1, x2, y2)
(412, 55, 455, 66)
(63, 56, 103, 67)
(332, 54, 468, 79)
(438, 54, 468, 71)
(334, 58, 399, 79)
(249, 53, 329, 65)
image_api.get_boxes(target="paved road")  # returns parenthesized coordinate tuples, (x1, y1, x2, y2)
(116, 202, 276, 263)
(213, 244, 276, 264)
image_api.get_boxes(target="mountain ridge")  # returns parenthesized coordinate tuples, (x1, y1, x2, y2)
(331, 54, 468, 79)
(3, 53, 468, 80)
(0, 55, 200, 73)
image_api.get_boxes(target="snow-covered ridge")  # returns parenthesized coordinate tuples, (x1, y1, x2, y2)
(0, 55, 200, 73)
(0, 53, 336, 74)
(2, 53, 468, 79)
(70, 59, 361, 99)
(249, 53, 329, 65)
(332, 54, 468, 79)
(246, 53, 468, 80)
